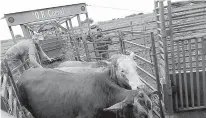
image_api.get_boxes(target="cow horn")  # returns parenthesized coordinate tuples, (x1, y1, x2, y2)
(103, 96, 133, 111)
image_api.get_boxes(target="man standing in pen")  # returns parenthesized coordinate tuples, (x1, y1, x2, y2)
(95, 27, 112, 60)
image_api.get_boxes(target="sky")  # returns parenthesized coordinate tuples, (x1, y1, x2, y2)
(0, 0, 181, 41)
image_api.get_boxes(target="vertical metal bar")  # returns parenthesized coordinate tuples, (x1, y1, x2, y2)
(65, 21, 73, 47)
(77, 14, 91, 61)
(177, 41, 184, 109)
(121, 33, 126, 55)
(130, 21, 133, 37)
(160, 0, 173, 112)
(119, 31, 124, 54)
(93, 39, 99, 60)
(182, 41, 189, 108)
(8, 26, 17, 44)
(85, 13, 91, 35)
(65, 21, 69, 29)
(151, 32, 165, 118)
(201, 37, 206, 107)
(195, 38, 201, 106)
(68, 19, 75, 36)
(154, 0, 160, 54)
(20, 24, 31, 39)
(2, 74, 8, 99)
(66, 20, 79, 61)
(68, 19, 81, 61)
(119, 31, 126, 54)
(154, 0, 168, 114)
(188, 39, 195, 107)
(167, 0, 178, 110)
(8, 86, 13, 113)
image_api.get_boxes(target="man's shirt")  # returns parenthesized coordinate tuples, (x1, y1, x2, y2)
(6, 39, 37, 59)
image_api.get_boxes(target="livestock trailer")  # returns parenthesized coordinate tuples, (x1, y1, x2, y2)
(1, 3, 92, 118)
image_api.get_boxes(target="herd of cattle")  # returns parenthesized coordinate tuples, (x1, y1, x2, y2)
(3, 52, 156, 118)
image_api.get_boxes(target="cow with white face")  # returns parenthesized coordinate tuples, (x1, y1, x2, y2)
(108, 52, 145, 90)
(56, 52, 145, 90)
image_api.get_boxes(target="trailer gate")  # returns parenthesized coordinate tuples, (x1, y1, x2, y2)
(3, 3, 91, 62)
(154, 0, 206, 115)
(121, 31, 165, 118)
(1, 58, 33, 118)
(1, 3, 93, 118)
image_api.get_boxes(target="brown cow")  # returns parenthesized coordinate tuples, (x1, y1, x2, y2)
(17, 68, 153, 118)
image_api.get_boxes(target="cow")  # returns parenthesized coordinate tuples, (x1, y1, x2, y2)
(57, 60, 108, 68)
(57, 52, 145, 90)
(17, 67, 153, 118)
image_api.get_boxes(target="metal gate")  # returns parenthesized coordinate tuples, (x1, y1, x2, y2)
(81, 27, 165, 117)
(1, 59, 33, 118)
(154, 0, 206, 113)
(3, 3, 91, 62)
(120, 30, 165, 118)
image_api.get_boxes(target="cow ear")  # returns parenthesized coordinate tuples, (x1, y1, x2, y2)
(129, 52, 135, 59)
(99, 60, 111, 66)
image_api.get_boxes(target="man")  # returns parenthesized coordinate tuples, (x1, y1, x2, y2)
(95, 28, 112, 60)
(5, 32, 52, 73)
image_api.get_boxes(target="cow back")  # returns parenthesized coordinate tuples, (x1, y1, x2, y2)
(18, 68, 123, 118)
